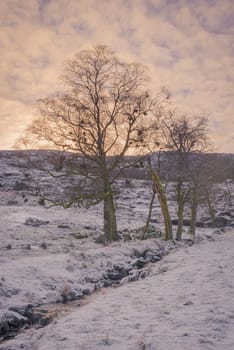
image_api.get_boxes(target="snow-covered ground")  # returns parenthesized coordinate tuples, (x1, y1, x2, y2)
(0, 151, 233, 349)
(1, 230, 234, 350)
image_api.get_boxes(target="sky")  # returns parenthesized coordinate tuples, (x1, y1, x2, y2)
(0, 0, 233, 152)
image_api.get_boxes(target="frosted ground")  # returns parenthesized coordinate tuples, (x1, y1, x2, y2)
(0, 151, 233, 349)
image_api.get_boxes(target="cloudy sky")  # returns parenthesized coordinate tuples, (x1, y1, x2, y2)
(0, 0, 233, 152)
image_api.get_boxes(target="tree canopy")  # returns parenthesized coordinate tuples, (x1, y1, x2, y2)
(19, 45, 168, 242)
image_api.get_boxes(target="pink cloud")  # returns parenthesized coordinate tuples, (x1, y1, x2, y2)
(0, 0, 233, 152)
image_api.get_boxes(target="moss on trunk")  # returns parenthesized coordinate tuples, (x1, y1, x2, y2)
(149, 168, 173, 241)
(143, 188, 156, 239)
(189, 188, 198, 236)
(176, 201, 184, 240)
(103, 179, 119, 243)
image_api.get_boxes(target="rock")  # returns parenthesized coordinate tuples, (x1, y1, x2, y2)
(145, 251, 162, 263)
(13, 181, 28, 191)
(0, 287, 20, 298)
(170, 219, 178, 225)
(40, 242, 47, 249)
(57, 224, 70, 229)
(0, 311, 27, 336)
(132, 248, 147, 258)
(147, 230, 162, 238)
(72, 233, 88, 239)
(133, 257, 147, 269)
(24, 217, 49, 227)
(66, 265, 74, 272)
(149, 218, 158, 223)
(215, 216, 231, 227)
(205, 235, 215, 241)
(200, 216, 212, 222)
(82, 288, 92, 296)
(95, 279, 112, 289)
(0, 304, 56, 336)
(8, 304, 33, 318)
(105, 264, 130, 281)
(84, 225, 92, 230)
(128, 270, 140, 282)
(213, 229, 222, 235)
(217, 211, 232, 218)
(144, 225, 162, 238)
(139, 269, 150, 279)
(95, 234, 106, 244)
(182, 239, 194, 246)
(123, 233, 132, 241)
(61, 287, 83, 303)
(171, 219, 190, 226)
(38, 198, 45, 206)
(195, 221, 210, 228)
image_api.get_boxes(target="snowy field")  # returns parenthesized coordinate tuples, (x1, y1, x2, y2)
(0, 151, 233, 349)
(2, 230, 233, 350)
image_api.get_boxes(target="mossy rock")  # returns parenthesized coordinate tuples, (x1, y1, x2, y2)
(72, 233, 88, 239)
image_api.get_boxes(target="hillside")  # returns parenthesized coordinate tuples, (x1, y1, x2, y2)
(0, 149, 233, 349)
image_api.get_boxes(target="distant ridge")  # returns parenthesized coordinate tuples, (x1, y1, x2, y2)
(0, 150, 233, 182)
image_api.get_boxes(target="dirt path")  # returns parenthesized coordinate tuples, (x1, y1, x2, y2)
(1, 231, 234, 350)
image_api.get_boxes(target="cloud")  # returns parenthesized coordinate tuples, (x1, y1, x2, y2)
(0, 0, 233, 152)
(0, 98, 35, 149)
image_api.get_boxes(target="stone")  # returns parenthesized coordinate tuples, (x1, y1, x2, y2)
(95, 279, 112, 289)
(8, 304, 33, 318)
(72, 233, 88, 239)
(61, 287, 83, 303)
(40, 242, 47, 249)
(24, 217, 49, 227)
(133, 258, 147, 269)
(215, 216, 231, 227)
(217, 211, 232, 218)
(0, 287, 20, 298)
(57, 224, 70, 229)
(149, 218, 158, 223)
(105, 264, 128, 281)
(171, 219, 190, 226)
(0, 311, 27, 336)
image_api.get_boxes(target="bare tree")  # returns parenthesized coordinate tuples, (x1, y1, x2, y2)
(160, 112, 211, 240)
(143, 152, 173, 241)
(148, 165, 173, 240)
(19, 45, 167, 243)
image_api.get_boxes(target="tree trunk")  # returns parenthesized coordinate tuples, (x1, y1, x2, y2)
(189, 188, 198, 237)
(103, 178, 119, 243)
(206, 191, 216, 227)
(176, 201, 184, 240)
(149, 168, 173, 240)
(143, 187, 156, 239)
(176, 178, 184, 241)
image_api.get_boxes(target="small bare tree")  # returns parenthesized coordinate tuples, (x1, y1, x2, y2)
(143, 152, 173, 241)
(19, 45, 167, 243)
(160, 112, 211, 239)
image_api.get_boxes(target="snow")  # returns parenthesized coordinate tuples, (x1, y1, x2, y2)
(1, 231, 234, 350)
(0, 151, 234, 349)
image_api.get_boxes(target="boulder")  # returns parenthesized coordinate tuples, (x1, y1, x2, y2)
(215, 216, 231, 227)
(171, 219, 190, 226)
(0, 310, 27, 336)
(24, 217, 49, 227)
